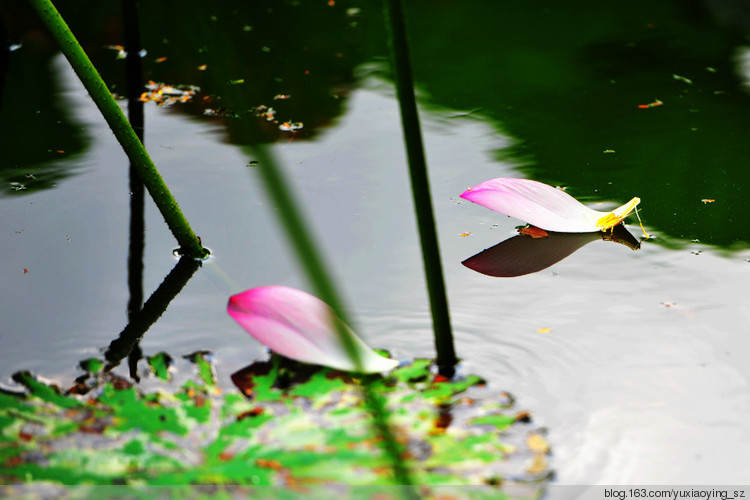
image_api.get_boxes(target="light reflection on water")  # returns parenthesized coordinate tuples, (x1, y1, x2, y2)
(454, 253, 750, 484)
(2, 57, 750, 486)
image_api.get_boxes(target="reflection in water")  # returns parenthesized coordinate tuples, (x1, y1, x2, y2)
(0, 16, 8, 111)
(104, 256, 202, 371)
(0, 9, 89, 194)
(4, 0, 748, 248)
(462, 224, 640, 278)
(122, 0, 146, 381)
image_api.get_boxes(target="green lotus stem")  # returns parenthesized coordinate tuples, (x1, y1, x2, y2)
(246, 131, 418, 494)
(245, 144, 368, 366)
(27, 0, 207, 259)
(383, 0, 458, 373)
(170, 2, 415, 485)
(247, 145, 421, 486)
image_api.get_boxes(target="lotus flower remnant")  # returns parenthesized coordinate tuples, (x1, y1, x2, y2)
(460, 177, 642, 233)
(227, 286, 398, 374)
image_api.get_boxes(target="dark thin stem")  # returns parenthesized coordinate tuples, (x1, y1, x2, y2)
(122, 0, 145, 381)
(121, 0, 144, 142)
(27, 0, 207, 259)
(383, 0, 458, 375)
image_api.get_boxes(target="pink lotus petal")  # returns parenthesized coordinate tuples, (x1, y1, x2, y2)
(460, 177, 639, 232)
(227, 286, 398, 373)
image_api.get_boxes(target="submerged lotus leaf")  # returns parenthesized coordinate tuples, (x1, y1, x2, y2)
(0, 352, 552, 494)
(461, 177, 640, 232)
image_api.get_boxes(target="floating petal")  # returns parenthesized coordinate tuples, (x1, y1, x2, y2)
(460, 177, 639, 232)
(227, 286, 398, 373)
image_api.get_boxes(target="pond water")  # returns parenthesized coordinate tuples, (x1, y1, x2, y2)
(2, 0, 750, 488)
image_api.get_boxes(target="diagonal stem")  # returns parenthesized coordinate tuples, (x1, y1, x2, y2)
(177, 2, 417, 485)
(27, 0, 207, 259)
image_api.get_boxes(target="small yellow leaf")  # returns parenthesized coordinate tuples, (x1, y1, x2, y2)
(527, 432, 550, 453)
(526, 453, 548, 475)
(537, 328, 551, 333)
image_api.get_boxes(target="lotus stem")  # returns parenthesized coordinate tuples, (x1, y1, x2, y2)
(171, 3, 415, 484)
(121, 0, 146, 381)
(383, 0, 458, 374)
(27, 0, 207, 259)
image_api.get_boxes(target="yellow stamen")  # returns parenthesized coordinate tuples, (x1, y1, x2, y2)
(596, 197, 640, 231)
(634, 205, 649, 240)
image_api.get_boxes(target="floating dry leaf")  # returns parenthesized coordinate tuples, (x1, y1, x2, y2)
(279, 121, 303, 132)
(638, 99, 663, 109)
(517, 226, 549, 239)
(527, 432, 550, 453)
(673, 74, 693, 84)
(526, 453, 548, 476)
(139, 81, 198, 106)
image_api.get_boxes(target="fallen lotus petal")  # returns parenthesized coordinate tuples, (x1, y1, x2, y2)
(460, 177, 640, 232)
(227, 286, 398, 373)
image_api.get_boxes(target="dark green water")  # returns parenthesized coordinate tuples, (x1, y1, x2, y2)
(4, 1, 750, 248)
(403, 1, 750, 249)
